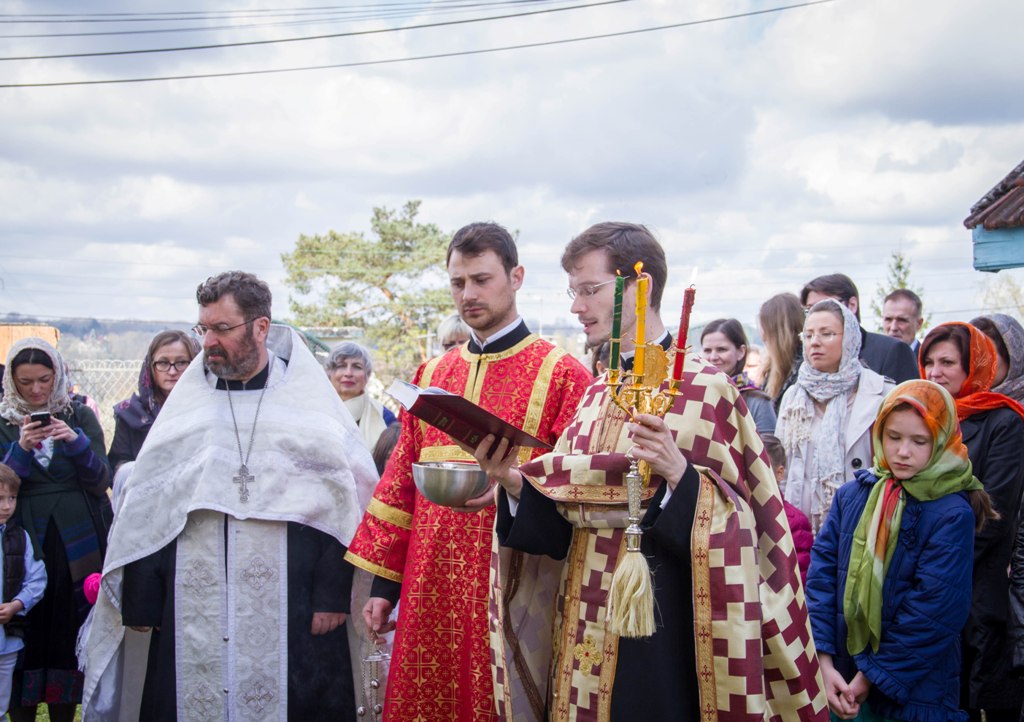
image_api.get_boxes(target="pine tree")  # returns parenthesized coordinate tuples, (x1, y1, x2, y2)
(281, 201, 451, 384)
(871, 251, 929, 332)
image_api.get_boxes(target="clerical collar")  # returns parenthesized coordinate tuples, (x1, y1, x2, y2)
(215, 361, 271, 391)
(620, 331, 672, 372)
(467, 318, 531, 354)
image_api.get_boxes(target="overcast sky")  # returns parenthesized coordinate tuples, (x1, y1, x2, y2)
(2, 0, 1023, 338)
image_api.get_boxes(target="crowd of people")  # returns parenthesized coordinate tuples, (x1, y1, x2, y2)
(0, 222, 1022, 721)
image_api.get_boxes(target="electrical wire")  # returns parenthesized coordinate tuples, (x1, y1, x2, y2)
(0, 1, 572, 39)
(0, 0, 627, 59)
(0, 0, 558, 22)
(0, 0, 838, 88)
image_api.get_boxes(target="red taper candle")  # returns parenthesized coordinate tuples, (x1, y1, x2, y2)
(672, 286, 696, 382)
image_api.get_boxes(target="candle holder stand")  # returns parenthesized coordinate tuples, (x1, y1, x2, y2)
(603, 340, 687, 639)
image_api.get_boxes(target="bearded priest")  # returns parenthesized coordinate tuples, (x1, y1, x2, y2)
(82, 271, 378, 721)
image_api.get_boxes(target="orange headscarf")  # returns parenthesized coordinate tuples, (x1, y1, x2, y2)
(919, 322, 1024, 423)
(846, 379, 981, 654)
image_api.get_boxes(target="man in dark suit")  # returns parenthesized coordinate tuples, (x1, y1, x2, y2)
(800, 273, 919, 383)
(882, 288, 924, 357)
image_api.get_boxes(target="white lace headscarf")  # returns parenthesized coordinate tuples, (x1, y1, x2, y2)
(0, 337, 72, 425)
(778, 298, 863, 530)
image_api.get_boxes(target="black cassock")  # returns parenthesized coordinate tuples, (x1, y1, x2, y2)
(122, 521, 355, 722)
(496, 469, 702, 722)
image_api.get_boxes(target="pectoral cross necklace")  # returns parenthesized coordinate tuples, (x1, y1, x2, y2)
(226, 371, 270, 503)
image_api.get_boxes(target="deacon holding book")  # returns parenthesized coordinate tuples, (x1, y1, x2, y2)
(470, 222, 828, 721)
(345, 222, 591, 721)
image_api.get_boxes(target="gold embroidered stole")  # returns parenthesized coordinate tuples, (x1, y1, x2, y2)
(496, 359, 828, 722)
(417, 336, 565, 467)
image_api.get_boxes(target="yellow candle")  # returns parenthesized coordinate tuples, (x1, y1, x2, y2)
(634, 261, 647, 379)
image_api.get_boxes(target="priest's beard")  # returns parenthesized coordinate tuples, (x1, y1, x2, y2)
(204, 328, 261, 381)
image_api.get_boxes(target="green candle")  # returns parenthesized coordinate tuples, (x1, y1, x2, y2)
(609, 274, 624, 382)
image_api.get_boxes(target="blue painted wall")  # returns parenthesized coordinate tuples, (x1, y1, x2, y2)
(973, 227, 1024, 272)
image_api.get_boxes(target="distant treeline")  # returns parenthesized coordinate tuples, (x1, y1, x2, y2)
(1, 313, 188, 339)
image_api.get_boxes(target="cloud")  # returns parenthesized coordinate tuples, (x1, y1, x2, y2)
(746, 0, 1024, 125)
(1, 0, 1022, 334)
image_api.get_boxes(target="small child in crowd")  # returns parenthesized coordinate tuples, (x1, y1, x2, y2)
(371, 423, 401, 477)
(759, 432, 813, 583)
(0, 463, 47, 719)
(806, 380, 995, 721)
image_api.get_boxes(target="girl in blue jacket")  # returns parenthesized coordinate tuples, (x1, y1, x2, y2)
(807, 380, 997, 721)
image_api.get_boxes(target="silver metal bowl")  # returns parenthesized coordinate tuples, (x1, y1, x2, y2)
(412, 462, 490, 507)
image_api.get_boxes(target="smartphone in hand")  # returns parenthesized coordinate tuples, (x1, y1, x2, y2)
(29, 412, 51, 427)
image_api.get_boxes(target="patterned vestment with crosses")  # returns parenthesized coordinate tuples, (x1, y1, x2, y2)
(489, 352, 829, 722)
(345, 333, 591, 722)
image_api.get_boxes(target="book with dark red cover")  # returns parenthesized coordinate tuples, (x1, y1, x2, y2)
(387, 380, 553, 450)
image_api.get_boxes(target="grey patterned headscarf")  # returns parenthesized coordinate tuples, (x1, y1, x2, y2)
(0, 337, 72, 425)
(779, 299, 863, 531)
(990, 313, 1024, 403)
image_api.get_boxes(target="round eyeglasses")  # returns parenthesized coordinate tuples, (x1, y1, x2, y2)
(566, 279, 617, 301)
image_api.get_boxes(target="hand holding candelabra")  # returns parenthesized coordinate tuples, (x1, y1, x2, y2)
(605, 263, 697, 486)
(604, 262, 696, 639)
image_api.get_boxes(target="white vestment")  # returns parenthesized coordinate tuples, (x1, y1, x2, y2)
(82, 327, 377, 721)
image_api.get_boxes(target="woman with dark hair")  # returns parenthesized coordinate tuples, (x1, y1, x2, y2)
(757, 292, 806, 412)
(701, 318, 777, 433)
(108, 330, 199, 469)
(0, 338, 111, 722)
(970, 313, 1024, 404)
(920, 322, 1024, 721)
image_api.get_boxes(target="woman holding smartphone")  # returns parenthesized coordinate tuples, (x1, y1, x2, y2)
(0, 338, 111, 722)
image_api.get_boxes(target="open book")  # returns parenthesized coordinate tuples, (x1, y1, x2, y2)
(387, 379, 553, 450)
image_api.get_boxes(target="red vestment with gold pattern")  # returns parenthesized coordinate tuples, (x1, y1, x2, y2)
(346, 327, 591, 722)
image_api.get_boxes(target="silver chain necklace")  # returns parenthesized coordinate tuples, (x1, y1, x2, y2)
(225, 367, 270, 503)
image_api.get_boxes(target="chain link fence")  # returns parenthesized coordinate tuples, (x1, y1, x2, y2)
(64, 348, 394, 449)
(66, 359, 142, 445)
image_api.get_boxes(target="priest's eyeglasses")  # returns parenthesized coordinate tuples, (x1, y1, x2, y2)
(191, 319, 255, 337)
(566, 279, 617, 300)
(153, 360, 191, 372)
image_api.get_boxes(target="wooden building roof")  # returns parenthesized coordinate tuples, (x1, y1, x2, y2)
(965, 159, 1024, 230)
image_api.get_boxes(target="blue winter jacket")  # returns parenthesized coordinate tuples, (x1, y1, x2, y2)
(806, 470, 975, 722)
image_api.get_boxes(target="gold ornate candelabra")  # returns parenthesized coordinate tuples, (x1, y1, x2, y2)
(605, 341, 681, 487)
(602, 341, 686, 639)
(604, 263, 695, 638)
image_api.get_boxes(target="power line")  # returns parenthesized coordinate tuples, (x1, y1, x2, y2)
(0, 0, 628, 61)
(0, 0, 555, 22)
(0, 1, 571, 39)
(0, 0, 838, 88)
